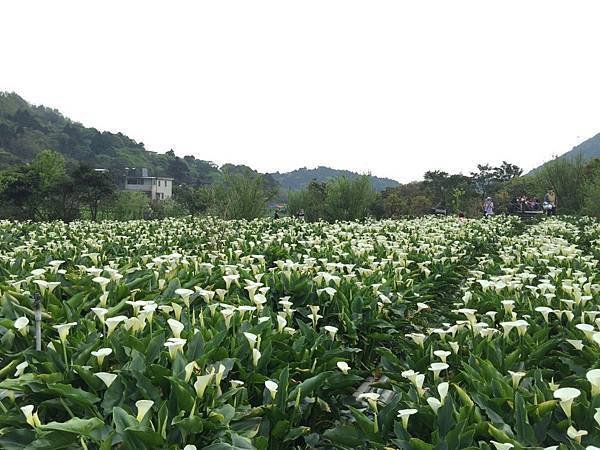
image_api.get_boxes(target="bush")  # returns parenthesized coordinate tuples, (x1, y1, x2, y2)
(536, 156, 586, 214)
(582, 169, 600, 217)
(209, 169, 275, 220)
(289, 176, 377, 222)
(150, 198, 188, 219)
(102, 191, 150, 220)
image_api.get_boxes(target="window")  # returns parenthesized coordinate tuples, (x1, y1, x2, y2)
(158, 180, 161, 187)
(127, 178, 144, 185)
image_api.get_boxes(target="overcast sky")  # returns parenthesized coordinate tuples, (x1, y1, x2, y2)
(3, 1, 600, 182)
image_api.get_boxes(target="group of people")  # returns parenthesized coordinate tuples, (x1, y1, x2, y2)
(483, 189, 557, 217)
(273, 209, 304, 220)
(512, 195, 543, 212)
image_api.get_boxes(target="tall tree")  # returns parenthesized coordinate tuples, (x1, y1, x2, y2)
(209, 169, 275, 220)
(0, 150, 78, 220)
(72, 165, 116, 221)
(470, 162, 523, 195)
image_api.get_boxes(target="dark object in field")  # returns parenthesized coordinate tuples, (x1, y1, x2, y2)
(34, 293, 42, 351)
(431, 202, 447, 215)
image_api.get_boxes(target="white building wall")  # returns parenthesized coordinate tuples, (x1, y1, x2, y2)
(124, 177, 172, 200)
(153, 179, 173, 200)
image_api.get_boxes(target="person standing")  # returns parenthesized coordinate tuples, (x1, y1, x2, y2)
(543, 189, 557, 215)
(483, 197, 494, 217)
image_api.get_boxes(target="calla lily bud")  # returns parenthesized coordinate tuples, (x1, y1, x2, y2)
(20, 405, 42, 428)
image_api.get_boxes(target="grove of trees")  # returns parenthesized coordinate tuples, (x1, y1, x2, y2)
(1, 148, 600, 223)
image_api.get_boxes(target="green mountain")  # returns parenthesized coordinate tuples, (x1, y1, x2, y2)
(559, 132, 600, 161)
(530, 132, 600, 173)
(0, 92, 222, 185)
(0, 92, 399, 191)
(270, 166, 399, 192)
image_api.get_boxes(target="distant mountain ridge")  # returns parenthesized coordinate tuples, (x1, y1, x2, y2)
(559, 132, 600, 161)
(0, 92, 399, 191)
(530, 132, 600, 173)
(270, 166, 399, 191)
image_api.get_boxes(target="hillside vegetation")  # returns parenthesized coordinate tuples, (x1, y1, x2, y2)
(0, 92, 395, 191)
(529, 132, 600, 173)
(270, 166, 399, 192)
(0, 92, 222, 185)
(3, 92, 600, 222)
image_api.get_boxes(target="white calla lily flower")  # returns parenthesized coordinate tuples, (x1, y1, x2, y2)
(135, 399, 154, 422)
(553, 387, 580, 418)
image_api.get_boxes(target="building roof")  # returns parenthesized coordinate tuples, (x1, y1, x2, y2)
(125, 175, 174, 180)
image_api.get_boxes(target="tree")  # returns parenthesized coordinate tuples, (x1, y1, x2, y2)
(107, 191, 150, 220)
(209, 169, 275, 220)
(290, 176, 378, 222)
(423, 171, 473, 212)
(30, 149, 68, 192)
(172, 185, 211, 215)
(380, 182, 433, 217)
(288, 180, 327, 221)
(451, 187, 465, 213)
(0, 165, 42, 220)
(537, 156, 586, 214)
(0, 150, 77, 221)
(423, 170, 450, 205)
(72, 165, 116, 221)
(323, 176, 377, 221)
(470, 162, 523, 196)
(494, 161, 523, 182)
(582, 168, 600, 217)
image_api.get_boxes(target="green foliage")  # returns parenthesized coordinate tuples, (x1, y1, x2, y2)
(0, 150, 79, 221)
(1, 92, 396, 200)
(536, 155, 586, 214)
(208, 169, 276, 220)
(0, 152, 121, 222)
(72, 166, 116, 221)
(30, 150, 68, 191)
(270, 165, 399, 192)
(0, 216, 598, 449)
(582, 168, 600, 217)
(149, 198, 188, 219)
(289, 176, 377, 222)
(103, 191, 150, 221)
(380, 182, 433, 217)
(469, 161, 523, 196)
(288, 181, 327, 221)
(424, 171, 469, 206)
(172, 185, 213, 215)
(0, 92, 221, 185)
(324, 175, 378, 221)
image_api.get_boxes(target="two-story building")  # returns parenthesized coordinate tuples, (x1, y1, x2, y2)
(123, 168, 174, 201)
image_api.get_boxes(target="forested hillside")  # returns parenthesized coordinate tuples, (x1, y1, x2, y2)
(0, 92, 399, 191)
(0, 92, 221, 185)
(270, 166, 399, 191)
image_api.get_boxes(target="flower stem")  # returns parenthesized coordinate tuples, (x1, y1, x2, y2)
(62, 342, 69, 369)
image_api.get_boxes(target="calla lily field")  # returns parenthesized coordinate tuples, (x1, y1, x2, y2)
(1, 216, 600, 449)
